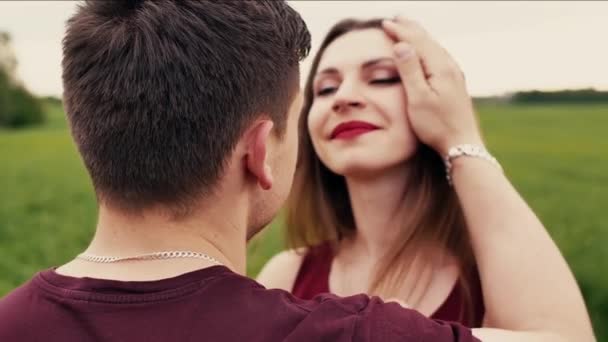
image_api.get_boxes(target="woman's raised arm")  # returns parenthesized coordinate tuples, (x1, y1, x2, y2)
(382, 16, 595, 342)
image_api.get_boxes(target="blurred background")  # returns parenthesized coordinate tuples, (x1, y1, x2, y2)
(1, 1, 606, 339)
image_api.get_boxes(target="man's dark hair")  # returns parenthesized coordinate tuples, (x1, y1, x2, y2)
(62, 0, 310, 215)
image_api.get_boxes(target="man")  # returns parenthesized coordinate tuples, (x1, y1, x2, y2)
(0, 1, 478, 341)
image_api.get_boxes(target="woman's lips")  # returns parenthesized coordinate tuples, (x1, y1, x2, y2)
(330, 121, 379, 140)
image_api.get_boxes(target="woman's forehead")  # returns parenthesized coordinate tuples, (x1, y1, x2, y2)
(317, 29, 395, 73)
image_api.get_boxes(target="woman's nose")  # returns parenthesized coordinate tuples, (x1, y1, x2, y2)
(331, 83, 366, 113)
(332, 98, 365, 113)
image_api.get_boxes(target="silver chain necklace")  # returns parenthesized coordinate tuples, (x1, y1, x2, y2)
(77, 250, 223, 265)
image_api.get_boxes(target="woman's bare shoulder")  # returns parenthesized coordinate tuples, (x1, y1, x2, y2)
(256, 248, 308, 291)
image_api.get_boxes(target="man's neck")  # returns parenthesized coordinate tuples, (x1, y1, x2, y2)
(57, 201, 248, 281)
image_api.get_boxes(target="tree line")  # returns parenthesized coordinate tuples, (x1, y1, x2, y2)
(0, 32, 44, 129)
(509, 89, 608, 104)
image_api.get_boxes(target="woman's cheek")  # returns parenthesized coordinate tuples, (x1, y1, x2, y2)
(307, 105, 327, 142)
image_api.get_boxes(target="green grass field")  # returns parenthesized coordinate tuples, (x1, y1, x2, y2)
(1, 102, 607, 340)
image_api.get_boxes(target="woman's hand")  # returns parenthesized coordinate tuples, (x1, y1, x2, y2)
(382, 17, 484, 156)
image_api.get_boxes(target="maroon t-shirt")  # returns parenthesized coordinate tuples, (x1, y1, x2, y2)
(0, 266, 479, 341)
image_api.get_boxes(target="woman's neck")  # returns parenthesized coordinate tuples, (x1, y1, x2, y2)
(344, 162, 416, 260)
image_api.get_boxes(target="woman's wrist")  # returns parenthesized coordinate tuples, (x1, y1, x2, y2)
(443, 143, 502, 185)
(435, 133, 485, 157)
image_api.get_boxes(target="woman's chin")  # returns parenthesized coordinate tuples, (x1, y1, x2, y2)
(334, 164, 392, 180)
(329, 159, 413, 180)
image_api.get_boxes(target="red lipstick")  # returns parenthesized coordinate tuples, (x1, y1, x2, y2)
(330, 121, 379, 140)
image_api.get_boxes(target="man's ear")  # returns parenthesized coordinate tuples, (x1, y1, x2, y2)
(245, 120, 274, 190)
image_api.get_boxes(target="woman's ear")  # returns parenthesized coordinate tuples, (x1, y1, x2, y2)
(245, 120, 274, 190)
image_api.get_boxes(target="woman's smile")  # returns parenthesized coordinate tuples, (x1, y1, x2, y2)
(330, 120, 380, 140)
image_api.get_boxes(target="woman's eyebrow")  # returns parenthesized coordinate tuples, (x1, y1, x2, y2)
(361, 57, 395, 69)
(315, 57, 395, 78)
(316, 67, 339, 77)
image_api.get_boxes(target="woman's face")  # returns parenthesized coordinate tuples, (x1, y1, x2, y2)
(308, 28, 419, 178)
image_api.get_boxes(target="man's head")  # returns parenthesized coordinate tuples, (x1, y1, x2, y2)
(62, 0, 310, 227)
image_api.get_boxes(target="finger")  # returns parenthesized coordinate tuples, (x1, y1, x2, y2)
(392, 42, 432, 98)
(382, 19, 400, 42)
(428, 50, 466, 92)
(382, 18, 452, 81)
(438, 45, 465, 80)
(382, 19, 441, 78)
(396, 17, 465, 82)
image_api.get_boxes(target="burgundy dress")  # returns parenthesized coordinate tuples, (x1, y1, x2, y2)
(292, 243, 485, 327)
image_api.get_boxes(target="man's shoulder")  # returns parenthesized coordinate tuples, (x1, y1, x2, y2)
(0, 276, 42, 339)
(0, 276, 39, 310)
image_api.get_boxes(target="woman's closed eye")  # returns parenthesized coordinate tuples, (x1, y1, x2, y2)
(314, 73, 400, 97)
(316, 86, 337, 97)
(370, 76, 401, 85)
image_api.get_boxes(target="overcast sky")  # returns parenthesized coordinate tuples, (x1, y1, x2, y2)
(1, 1, 607, 97)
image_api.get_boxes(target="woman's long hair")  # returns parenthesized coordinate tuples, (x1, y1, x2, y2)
(286, 18, 476, 322)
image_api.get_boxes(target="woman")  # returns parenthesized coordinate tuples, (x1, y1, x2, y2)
(258, 17, 594, 340)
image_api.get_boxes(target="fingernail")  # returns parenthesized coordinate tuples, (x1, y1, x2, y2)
(394, 43, 413, 60)
(381, 19, 395, 29)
